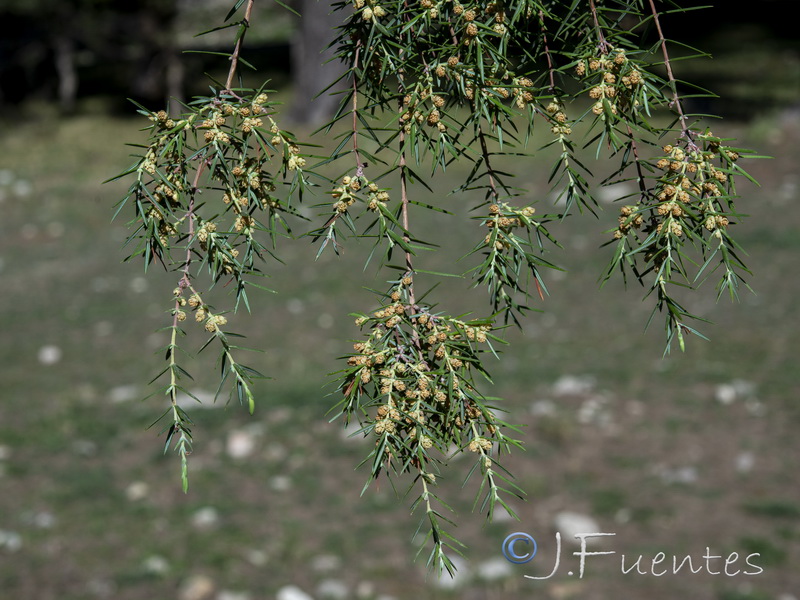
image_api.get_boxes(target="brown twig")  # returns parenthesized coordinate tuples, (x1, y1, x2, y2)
(352, 43, 364, 170)
(647, 0, 697, 148)
(224, 0, 255, 92)
(539, 10, 556, 92)
(588, 0, 610, 55)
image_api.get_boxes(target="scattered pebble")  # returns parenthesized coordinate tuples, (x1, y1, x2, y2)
(109, 384, 140, 404)
(177, 389, 218, 410)
(657, 465, 699, 485)
(269, 475, 292, 492)
(311, 554, 342, 573)
(71, 439, 97, 456)
(286, 298, 305, 315)
(714, 379, 757, 405)
(129, 276, 148, 293)
(554, 512, 602, 544)
(530, 399, 556, 416)
(552, 375, 595, 396)
(0, 530, 22, 552)
(597, 182, 634, 205)
(276, 585, 314, 600)
(178, 574, 215, 600)
(12, 180, 32, 197)
(316, 579, 348, 600)
(226, 429, 257, 459)
(244, 549, 267, 567)
(86, 577, 115, 598)
(0, 169, 13, 186)
(317, 313, 334, 329)
(0, 445, 10, 460)
(577, 396, 612, 428)
(125, 481, 149, 502)
(476, 557, 513, 580)
(355, 581, 374, 599)
(33, 511, 56, 529)
(94, 321, 114, 337)
(735, 451, 756, 474)
(217, 591, 250, 600)
(191, 507, 220, 530)
(37, 345, 62, 365)
(142, 554, 170, 575)
(614, 508, 632, 524)
(430, 556, 469, 589)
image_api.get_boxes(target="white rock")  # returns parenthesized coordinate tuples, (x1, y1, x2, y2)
(715, 379, 757, 405)
(317, 313, 334, 329)
(142, 555, 170, 575)
(355, 581, 375, 599)
(94, 321, 114, 337)
(244, 549, 267, 567)
(226, 430, 257, 459)
(657, 465, 699, 485)
(178, 574, 215, 600)
(431, 556, 470, 589)
(192, 506, 220, 530)
(286, 298, 305, 315)
(0, 530, 22, 552)
(0, 445, 10, 460)
(715, 384, 737, 405)
(735, 451, 755, 474)
(33, 511, 56, 528)
(12, 179, 32, 197)
(71, 439, 97, 456)
(129, 276, 149, 293)
(276, 585, 314, 600)
(37, 345, 62, 365)
(109, 384, 140, 404)
(269, 475, 292, 492)
(177, 389, 218, 410)
(316, 579, 348, 600)
(530, 399, 556, 416)
(311, 554, 342, 572)
(476, 557, 513, 580)
(552, 375, 595, 396)
(554, 512, 602, 544)
(126, 481, 149, 501)
(597, 182, 634, 205)
(216, 592, 250, 600)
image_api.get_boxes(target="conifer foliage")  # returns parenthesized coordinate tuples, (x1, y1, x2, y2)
(111, 0, 759, 573)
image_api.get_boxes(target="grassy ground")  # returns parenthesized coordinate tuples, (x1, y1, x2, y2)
(0, 97, 799, 600)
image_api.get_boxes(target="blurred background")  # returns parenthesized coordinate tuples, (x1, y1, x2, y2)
(1, 1, 799, 599)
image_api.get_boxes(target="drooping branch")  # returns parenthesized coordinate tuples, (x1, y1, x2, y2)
(224, 0, 255, 92)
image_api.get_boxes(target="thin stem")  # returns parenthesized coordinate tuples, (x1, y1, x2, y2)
(477, 126, 499, 204)
(352, 42, 364, 170)
(588, 0, 610, 55)
(399, 132, 416, 306)
(224, 0, 255, 92)
(647, 0, 697, 147)
(538, 10, 556, 91)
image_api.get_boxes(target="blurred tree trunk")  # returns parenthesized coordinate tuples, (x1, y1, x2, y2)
(289, 0, 344, 124)
(52, 33, 77, 113)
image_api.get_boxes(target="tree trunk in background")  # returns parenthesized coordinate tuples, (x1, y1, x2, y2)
(289, 0, 345, 125)
(53, 34, 77, 113)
